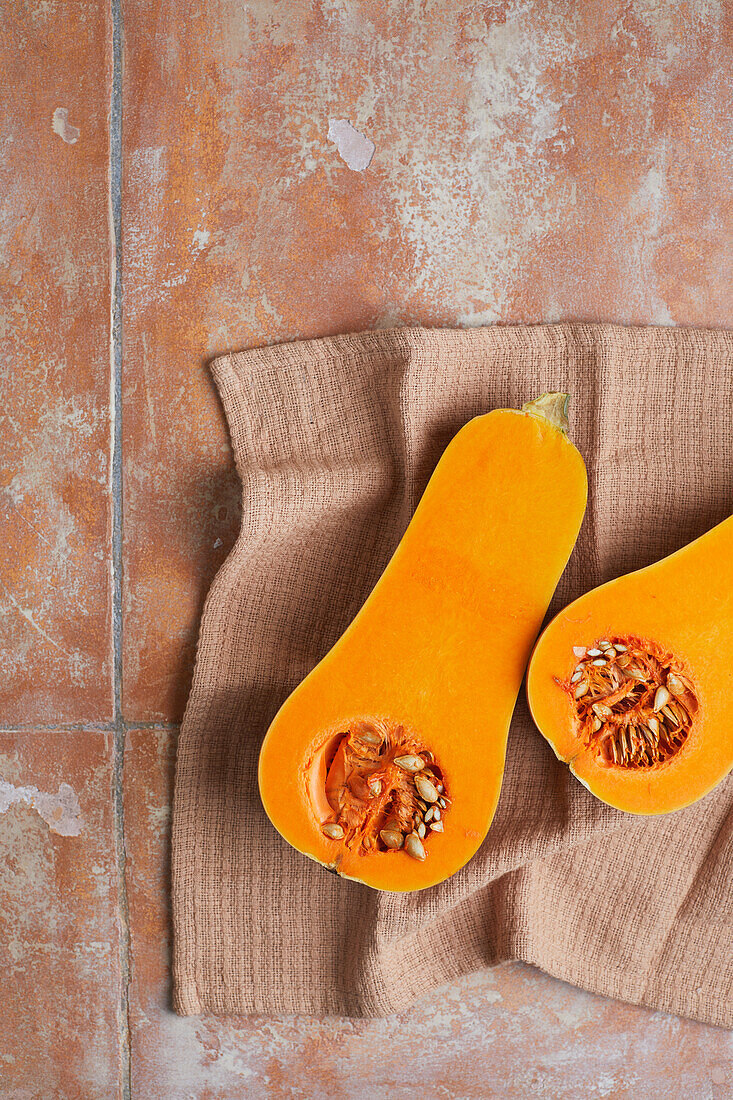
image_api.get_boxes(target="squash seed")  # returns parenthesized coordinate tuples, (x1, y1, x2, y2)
(380, 828, 404, 850)
(414, 774, 439, 803)
(654, 685, 670, 711)
(666, 673, 685, 696)
(571, 671, 583, 683)
(430, 820, 444, 832)
(322, 823, 344, 840)
(574, 681, 589, 699)
(405, 833, 426, 861)
(394, 754, 425, 773)
(356, 730, 382, 747)
(417, 822, 426, 839)
(625, 667, 647, 680)
(423, 806, 435, 823)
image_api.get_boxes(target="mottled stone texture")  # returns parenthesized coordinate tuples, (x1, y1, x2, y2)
(0, 731, 122, 1098)
(0, 0, 113, 723)
(2, 0, 733, 1094)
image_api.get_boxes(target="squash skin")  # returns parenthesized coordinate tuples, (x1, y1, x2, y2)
(259, 405, 588, 891)
(527, 516, 733, 814)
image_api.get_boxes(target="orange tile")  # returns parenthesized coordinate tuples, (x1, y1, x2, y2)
(0, 730, 122, 1097)
(0, 1, 113, 722)
(124, 728, 731, 1098)
(122, 0, 733, 722)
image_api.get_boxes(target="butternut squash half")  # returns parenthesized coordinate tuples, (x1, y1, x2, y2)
(259, 394, 588, 891)
(527, 516, 733, 814)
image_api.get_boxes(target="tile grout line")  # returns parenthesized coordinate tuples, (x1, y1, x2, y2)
(109, 0, 131, 1096)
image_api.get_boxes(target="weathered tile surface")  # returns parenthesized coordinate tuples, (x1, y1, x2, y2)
(0, 0, 113, 723)
(125, 729, 733, 1098)
(0, 730, 122, 1098)
(122, 0, 733, 722)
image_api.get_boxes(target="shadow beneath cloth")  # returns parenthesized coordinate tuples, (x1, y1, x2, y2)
(161, 463, 243, 724)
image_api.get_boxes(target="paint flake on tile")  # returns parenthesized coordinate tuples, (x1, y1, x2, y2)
(51, 107, 80, 144)
(0, 778, 83, 836)
(327, 119, 375, 171)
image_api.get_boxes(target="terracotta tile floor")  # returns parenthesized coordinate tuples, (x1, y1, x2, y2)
(2, 0, 732, 1096)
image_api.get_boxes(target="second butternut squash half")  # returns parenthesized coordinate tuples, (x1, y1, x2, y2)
(259, 394, 588, 891)
(527, 515, 733, 814)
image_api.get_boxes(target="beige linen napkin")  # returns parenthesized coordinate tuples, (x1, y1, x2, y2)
(172, 323, 733, 1025)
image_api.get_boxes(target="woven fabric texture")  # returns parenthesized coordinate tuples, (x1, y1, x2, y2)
(172, 323, 733, 1025)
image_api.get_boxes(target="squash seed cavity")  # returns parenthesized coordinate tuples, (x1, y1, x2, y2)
(561, 637, 698, 769)
(315, 719, 448, 860)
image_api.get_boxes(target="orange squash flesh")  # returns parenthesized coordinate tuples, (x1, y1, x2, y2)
(527, 515, 733, 814)
(259, 396, 588, 891)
